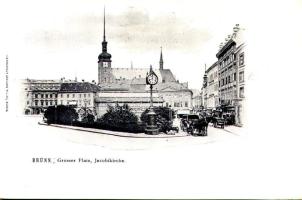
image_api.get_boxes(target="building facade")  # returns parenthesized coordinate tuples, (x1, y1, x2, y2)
(205, 61, 219, 109)
(216, 24, 245, 126)
(95, 91, 164, 118)
(57, 82, 101, 119)
(23, 79, 61, 114)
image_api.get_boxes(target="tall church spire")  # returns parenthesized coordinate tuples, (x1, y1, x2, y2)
(159, 46, 164, 70)
(98, 6, 111, 63)
(103, 6, 106, 42)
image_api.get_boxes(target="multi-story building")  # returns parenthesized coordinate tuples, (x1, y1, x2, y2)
(95, 90, 164, 118)
(57, 81, 101, 118)
(23, 79, 61, 114)
(192, 91, 203, 112)
(202, 66, 208, 109)
(216, 24, 245, 126)
(205, 61, 219, 109)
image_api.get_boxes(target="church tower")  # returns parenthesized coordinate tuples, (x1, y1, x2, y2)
(98, 7, 112, 84)
(159, 47, 164, 70)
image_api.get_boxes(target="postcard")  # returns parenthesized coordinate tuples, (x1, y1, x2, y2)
(1, 0, 302, 199)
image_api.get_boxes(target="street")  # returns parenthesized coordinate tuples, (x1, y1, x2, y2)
(9, 115, 242, 151)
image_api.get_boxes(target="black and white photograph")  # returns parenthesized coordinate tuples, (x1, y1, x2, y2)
(1, 0, 302, 199)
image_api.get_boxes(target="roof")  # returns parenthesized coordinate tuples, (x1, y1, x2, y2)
(160, 69, 176, 82)
(108, 68, 176, 83)
(206, 61, 218, 73)
(59, 82, 101, 93)
(216, 39, 236, 58)
(154, 82, 191, 93)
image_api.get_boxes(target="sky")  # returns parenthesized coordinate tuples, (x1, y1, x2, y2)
(1, 0, 302, 90)
(1, 0, 250, 90)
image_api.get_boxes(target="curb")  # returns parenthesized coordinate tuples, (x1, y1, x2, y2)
(38, 122, 190, 138)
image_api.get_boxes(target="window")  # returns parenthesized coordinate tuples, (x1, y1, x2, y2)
(45, 101, 48, 106)
(55, 101, 57, 105)
(61, 94, 63, 98)
(185, 102, 188, 107)
(165, 102, 169, 107)
(234, 73, 237, 81)
(72, 94, 75, 98)
(240, 87, 244, 98)
(228, 76, 231, 83)
(88, 94, 91, 98)
(55, 94, 57, 98)
(35, 94, 38, 98)
(40, 100, 44, 106)
(79, 94, 81, 98)
(35, 100, 38, 106)
(50, 94, 53, 98)
(60, 100, 63, 105)
(50, 101, 53, 106)
(41, 94, 44, 98)
(67, 94, 69, 98)
(239, 53, 244, 66)
(239, 71, 244, 82)
(27, 101, 29, 105)
(84, 94, 86, 98)
(45, 94, 48, 98)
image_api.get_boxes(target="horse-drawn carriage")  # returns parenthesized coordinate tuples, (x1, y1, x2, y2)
(212, 117, 225, 128)
(181, 114, 208, 136)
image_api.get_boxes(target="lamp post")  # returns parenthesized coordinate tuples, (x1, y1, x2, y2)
(145, 65, 159, 135)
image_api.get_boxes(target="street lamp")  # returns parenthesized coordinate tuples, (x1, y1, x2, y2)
(145, 65, 159, 135)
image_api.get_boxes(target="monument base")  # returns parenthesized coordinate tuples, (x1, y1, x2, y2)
(145, 125, 159, 135)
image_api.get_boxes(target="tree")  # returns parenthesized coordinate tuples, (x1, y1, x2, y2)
(44, 105, 78, 125)
(82, 113, 95, 124)
(97, 104, 143, 132)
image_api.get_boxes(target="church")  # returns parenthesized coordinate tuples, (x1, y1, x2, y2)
(95, 9, 193, 118)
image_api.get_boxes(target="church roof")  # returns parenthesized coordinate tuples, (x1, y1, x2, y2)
(59, 82, 101, 93)
(109, 68, 176, 83)
(160, 69, 176, 82)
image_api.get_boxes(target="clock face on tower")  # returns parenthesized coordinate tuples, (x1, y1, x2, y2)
(147, 73, 158, 85)
(103, 62, 108, 67)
